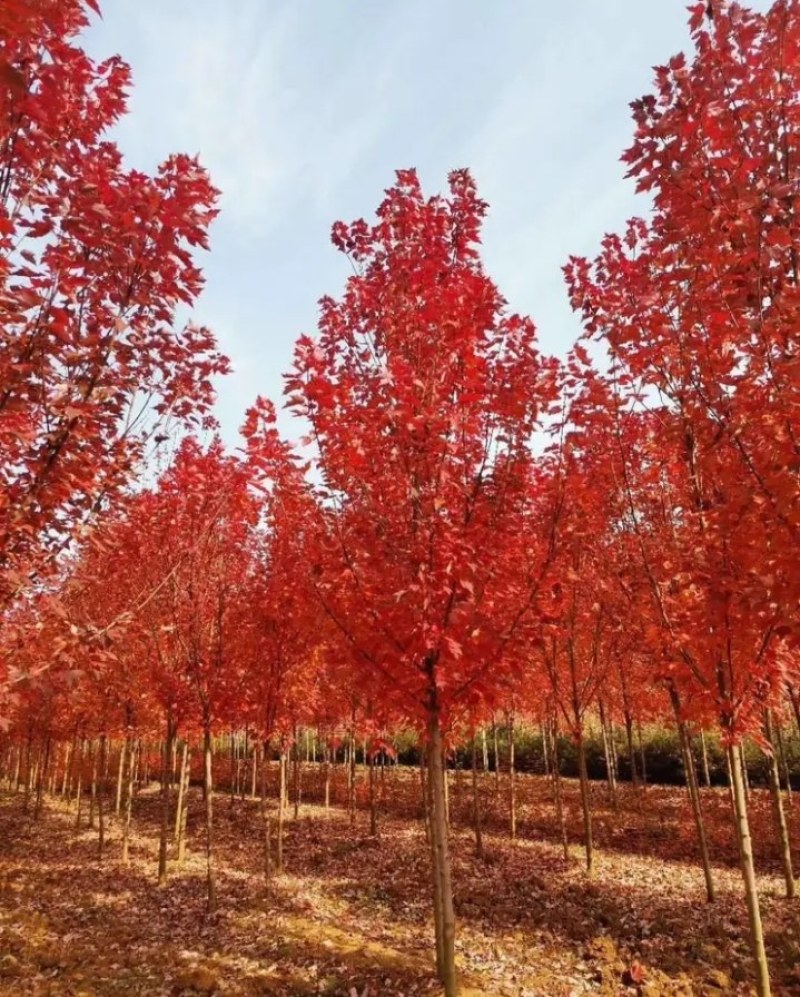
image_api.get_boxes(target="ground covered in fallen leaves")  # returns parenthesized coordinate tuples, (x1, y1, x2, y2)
(0, 772, 798, 996)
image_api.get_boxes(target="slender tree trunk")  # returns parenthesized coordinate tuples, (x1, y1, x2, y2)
(420, 747, 431, 847)
(33, 737, 50, 821)
(696, 730, 711, 788)
(681, 720, 715, 902)
(348, 734, 356, 824)
(609, 720, 619, 774)
(764, 710, 795, 899)
(177, 742, 190, 866)
(260, 743, 271, 890)
(277, 751, 286, 872)
(428, 714, 457, 997)
(203, 727, 217, 913)
(727, 742, 771, 997)
(97, 734, 107, 861)
(174, 741, 189, 842)
(174, 740, 187, 842)
(471, 739, 483, 859)
(74, 760, 83, 832)
(624, 713, 638, 786)
(599, 701, 617, 808)
(775, 722, 792, 808)
(158, 721, 175, 886)
(668, 685, 716, 903)
(551, 717, 569, 862)
(492, 718, 500, 797)
(788, 684, 800, 737)
(114, 739, 126, 817)
(12, 743, 21, 794)
(741, 739, 751, 800)
(541, 721, 550, 776)
(368, 749, 377, 836)
(22, 733, 33, 812)
(576, 729, 594, 876)
(47, 742, 58, 796)
(508, 712, 517, 841)
(481, 728, 488, 772)
(121, 738, 136, 864)
(228, 731, 235, 810)
(324, 743, 331, 809)
(62, 738, 74, 799)
(88, 741, 98, 828)
(443, 752, 450, 828)
(293, 728, 302, 820)
(637, 720, 647, 784)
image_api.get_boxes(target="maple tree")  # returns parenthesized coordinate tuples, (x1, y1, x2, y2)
(564, 3, 800, 992)
(0, 0, 228, 710)
(1, 2, 799, 996)
(285, 168, 559, 994)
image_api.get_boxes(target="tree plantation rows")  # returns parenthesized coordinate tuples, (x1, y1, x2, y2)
(2, 1, 800, 995)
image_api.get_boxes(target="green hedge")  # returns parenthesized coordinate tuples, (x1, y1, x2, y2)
(393, 723, 800, 789)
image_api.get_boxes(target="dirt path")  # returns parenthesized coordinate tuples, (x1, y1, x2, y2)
(0, 784, 798, 995)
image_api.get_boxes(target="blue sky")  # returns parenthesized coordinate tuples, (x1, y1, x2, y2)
(81, 2, 763, 448)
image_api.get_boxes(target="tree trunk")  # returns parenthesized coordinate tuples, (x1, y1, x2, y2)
(550, 717, 569, 862)
(62, 738, 74, 799)
(471, 739, 483, 859)
(97, 735, 107, 860)
(624, 713, 638, 786)
(74, 760, 83, 832)
(609, 720, 619, 774)
(293, 728, 302, 820)
(788, 684, 800, 737)
(368, 749, 377, 837)
(260, 743, 271, 890)
(428, 714, 457, 997)
(492, 718, 500, 797)
(174, 740, 189, 843)
(12, 743, 21, 794)
(742, 741, 751, 801)
(420, 747, 431, 847)
(541, 720, 550, 776)
(481, 728, 488, 772)
(348, 734, 356, 824)
(88, 741, 98, 828)
(203, 727, 217, 913)
(33, 737, 50, 821)
(114, 739, 126, 817)
(599, 701, 617, 808)
(443, 751, 450, 828)
(576, 730, 594, 875)
(508, 712, 517, 841)
(637, 720, 647, 784)
(228, 731, 235, 809)
(121, 738, 136, 865)
(764, 710, 795, 899)
(324, 743, 331, 809)
(676, 717, 715, 903)
(277, 750, 286, 872)
(158, 722, 175, 886)
(775, 722, 792, 808)
(727, 742, 772, 997)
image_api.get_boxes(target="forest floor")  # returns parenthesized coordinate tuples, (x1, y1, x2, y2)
(0, 772, 799, 996)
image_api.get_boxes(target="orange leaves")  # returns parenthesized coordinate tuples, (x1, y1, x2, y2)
(0, 0, 228, 712)
(563, 0, 800, 738)
(285, 169, 559, 725)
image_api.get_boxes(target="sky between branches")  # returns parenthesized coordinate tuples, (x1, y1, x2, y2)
(83, 0, 771, 449)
